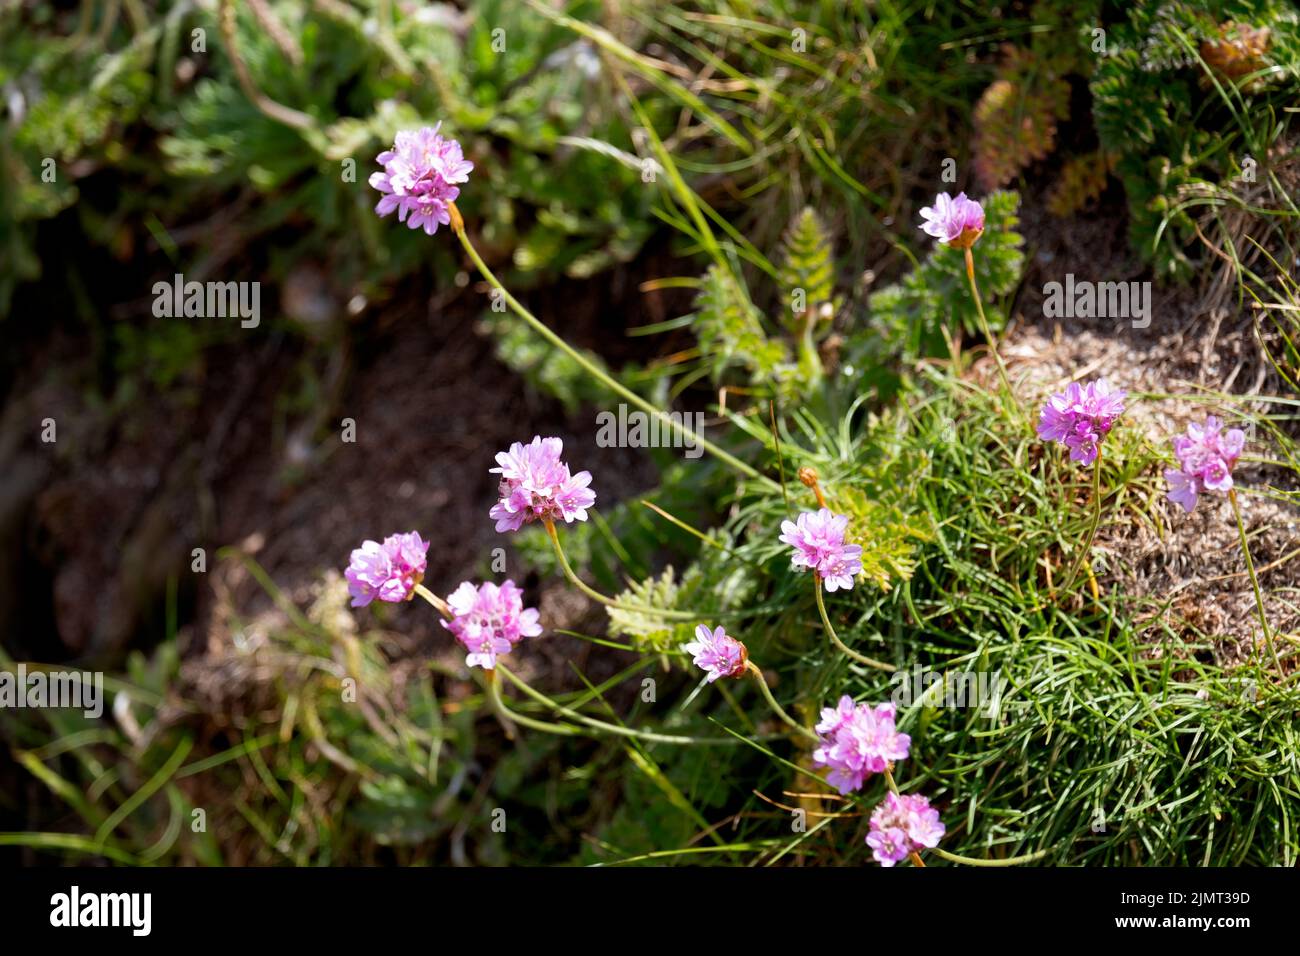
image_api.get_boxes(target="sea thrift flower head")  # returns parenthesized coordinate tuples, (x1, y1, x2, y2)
(369, 124, 474, 235)
(681, 624, 748, 682)
(1036, 378, 1128, 465)
(1164, 415, 1246, 513)
(489, 435, 596, 533)
(441, 579, 542, 670)
(345, 531, 429, 607)
(812, 696, 911, 794)
(867, 792, 945, 867)
(918, 191, 985, 249)
(779, 508, 863, 592)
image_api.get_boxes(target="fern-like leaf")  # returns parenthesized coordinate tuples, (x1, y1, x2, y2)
(692, 265, 789, 383)
(1046, 150, 1116, 217)
(778, 207, 838, 332)
(972, 47, 1070, 190)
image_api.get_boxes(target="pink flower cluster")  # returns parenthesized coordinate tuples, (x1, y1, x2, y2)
(918, 191, 985, 249)
(867, 791, 945, 867)
(779, 508, 863, 592)
(441, 580, 542, 670)
(1164, 416, 1246, 513)
(1036, 378, 1127, 465)
(369, 124, 474, 235)
(682, 625, 747, 682)
(812, 696, 911, 794)
(490, 436, 596, 533)
(344, 531, 429, 607)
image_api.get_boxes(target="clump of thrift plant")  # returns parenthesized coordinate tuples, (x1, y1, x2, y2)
(918, 190, 1012, 397)
(344, 531, 429, 607)
(1036, 379, 1127, 466)
(441, 580, 541, 670)
(369, 124, 473, 235)
(779, 508, 863, 592)
(867, 792, 945, 867)
(1165, 415, 1245, 512)
(682, 624, 748, 682)
(918, 191, 985, 249)
(490, 435, 596, 533)
(344, 133, 1065, 867)
(812, 696, 910, 794)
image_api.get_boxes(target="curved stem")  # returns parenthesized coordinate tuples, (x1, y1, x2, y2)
(745, 661, 816, 741)
(931, 846, 1054, 867)
(812, 580, 895, 672)
(1061, 449, 1103, 594)
(496, 664, 743, 746)
(484, 669, 578, 738)
(544, 520, 697, 619)
(1230, 488, 1281, 675)
(964, 246, 1012, 398)
(218, 0, 316, 132)
(413, 584, 452, 619)
(451, 209, 774, 489)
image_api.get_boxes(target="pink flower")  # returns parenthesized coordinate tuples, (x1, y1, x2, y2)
(1164, 415, 1246, 513)
(345, 531, 429, 607)
(918, 192, 985, 249)
(1036, 378, 1127, 465)
(812, 696, 911, 794)
(867, 792, 945, 867)
(441, 580, 542, 669)
(489, 436, 596, 533)
(779, 508, 863, 592)
(682, 624, 748, 682)
(369, 124, 474, 235)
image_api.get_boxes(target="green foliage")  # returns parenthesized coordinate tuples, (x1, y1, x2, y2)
(606, 544, 760, 655)
(1090, 0, 1300, 279)
(606, 566, 690, 652)
(9, 0, 1300, 872)
(835, 486, 928, 591)
(0, 0, 660, 326)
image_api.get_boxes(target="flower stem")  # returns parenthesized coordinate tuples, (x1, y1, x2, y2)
(413, 583, 452, 619)
(484, 668, 574, 738)
(544, 520, 697, 619)
(482, 668, 520, 740)
(744, 661, 816, 741)
(496, 664, 742, 745)
(812, 580, 895, 672)
(218, 0, 316, 132)
(963, 246, 1012, 399)
(1230, 487, 1282, 675)
(1061, 449, 1103, 595)
(450, 208, 774, 490)
(930, 846, 1054, 867)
